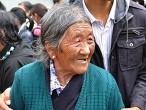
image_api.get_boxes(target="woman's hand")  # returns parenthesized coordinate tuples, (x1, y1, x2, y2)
(0, 88, 12, 110)
(121, 107, 141, 110)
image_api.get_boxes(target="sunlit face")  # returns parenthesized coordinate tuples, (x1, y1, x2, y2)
(52, 22, 95, 75)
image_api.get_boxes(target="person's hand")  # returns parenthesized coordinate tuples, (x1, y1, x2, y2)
(121, 107, 141, 110)
(0, 88, 12, 110)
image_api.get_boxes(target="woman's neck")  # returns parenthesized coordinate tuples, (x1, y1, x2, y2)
(57, 73, 74, 86)
(85, 0, 114, 25)
(54, 62, 74, 86)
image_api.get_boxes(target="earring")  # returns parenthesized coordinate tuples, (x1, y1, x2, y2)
(52, 56, 55, 59)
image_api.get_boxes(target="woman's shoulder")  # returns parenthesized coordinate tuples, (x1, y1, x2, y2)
(15, 61, 45, 79)
(87, 63, 116, 85)
(88, 63, 110, 76)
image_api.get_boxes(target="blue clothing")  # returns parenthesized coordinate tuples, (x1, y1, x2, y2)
(19, 24, 34, 45)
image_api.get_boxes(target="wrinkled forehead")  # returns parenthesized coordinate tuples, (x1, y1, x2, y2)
(67, 21, 91, 31)
(60, 21, 92, 40)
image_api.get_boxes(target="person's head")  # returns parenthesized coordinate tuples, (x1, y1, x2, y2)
(39, 4, 95, 75)
(0, 10, 21, 46)
(18, 1, 32, 16)
(53, 0, 61, 4)
(10, 7, 26, 26)
(53, 0, 75, 4)
(0, 1, 6, 10)
(30, 3, 48, 24)
(10, 7, 34, 31)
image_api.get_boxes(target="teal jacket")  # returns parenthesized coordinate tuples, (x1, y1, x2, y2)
(10, 61, 124, 110)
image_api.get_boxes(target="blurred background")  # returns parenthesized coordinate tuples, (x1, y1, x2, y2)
(0, 0, 53, 10)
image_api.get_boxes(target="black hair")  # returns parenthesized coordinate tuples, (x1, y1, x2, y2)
(53, 0, 76, 4)
(31, 3, 48, 18)
(0, 10, 21, 45)
(0, 1, 6, 10)
(10, 7, 34, 31)
(18, 1, 32, 12)
(69, 0, 75, 4)
(53, 0, 60, 4)
(10, 7, 26, 25)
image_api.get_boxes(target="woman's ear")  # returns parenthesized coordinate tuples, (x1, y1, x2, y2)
(45, 42, 56, 60)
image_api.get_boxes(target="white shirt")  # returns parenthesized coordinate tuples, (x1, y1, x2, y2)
(83, 0, 116, 70)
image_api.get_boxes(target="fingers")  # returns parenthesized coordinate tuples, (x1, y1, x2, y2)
(0, 94, 12, 110)
(3, 88, 11, 105)
(121, 107, 141, 110)
(0, 88, 12, 110)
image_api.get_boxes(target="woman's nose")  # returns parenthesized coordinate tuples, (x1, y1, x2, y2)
(79, 43, 90, 55)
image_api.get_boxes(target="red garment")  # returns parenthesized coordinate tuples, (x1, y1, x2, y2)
(33, 24, 41, 37)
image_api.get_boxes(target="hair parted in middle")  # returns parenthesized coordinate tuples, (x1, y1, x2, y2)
(36, 3, 91, 67)
(41, 3, 90, 47)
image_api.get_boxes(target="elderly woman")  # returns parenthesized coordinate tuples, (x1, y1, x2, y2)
(9, 4, 124, 110)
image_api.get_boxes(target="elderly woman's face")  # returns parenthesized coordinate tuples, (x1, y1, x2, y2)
(53, 22, 95, 75)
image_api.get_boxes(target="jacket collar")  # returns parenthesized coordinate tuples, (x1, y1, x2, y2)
(82, 0, 116, 23)
(75, 0, 130, 23)
(115, 0, 130, 23)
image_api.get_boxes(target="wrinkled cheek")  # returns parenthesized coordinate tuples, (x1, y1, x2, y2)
(71, 62, 88, 74)
(91, 45, 95, 55)
(71, 62, 80, 73)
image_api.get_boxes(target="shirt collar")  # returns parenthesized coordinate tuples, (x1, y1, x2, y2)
(82, 0, 116, 23)
(50, 60, 67, 95)
(109, 0, 116, 20)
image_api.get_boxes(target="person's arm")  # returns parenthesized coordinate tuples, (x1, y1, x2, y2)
(108, 75, 125, 110)
(128, 44, 146, 110)
(10, 69, 25, 110)
(2, 63, 20, 92)
(122, 37, 146, 110)
(120, 55, 146, 110)
(121, 107, 141, 110)
(2, 56, 34, 92)
(0, 88, 12, 110)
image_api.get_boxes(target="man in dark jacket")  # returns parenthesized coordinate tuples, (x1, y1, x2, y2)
(73, 0, 146, 110)
(0, 10, 35, 92)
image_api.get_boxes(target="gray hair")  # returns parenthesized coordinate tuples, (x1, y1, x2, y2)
(37, 3, 91, 67)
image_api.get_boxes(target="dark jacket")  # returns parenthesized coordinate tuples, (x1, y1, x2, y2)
(0, 41, 35, 92)
(109, 2, 146, 110)
(75, 0, 146, 110)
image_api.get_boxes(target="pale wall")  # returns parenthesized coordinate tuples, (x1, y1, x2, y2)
(1, 0, 53, 11)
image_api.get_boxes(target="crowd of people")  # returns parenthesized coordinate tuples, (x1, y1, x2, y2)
(0, 0, 146, 110)
(0, 1, 48, 93)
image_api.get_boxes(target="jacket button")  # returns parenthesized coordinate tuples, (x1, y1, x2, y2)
(130, 43, 133, 47)
(112, 56, 115, 59)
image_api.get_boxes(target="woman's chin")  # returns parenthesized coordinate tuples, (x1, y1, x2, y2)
(75, 67, 88, 74)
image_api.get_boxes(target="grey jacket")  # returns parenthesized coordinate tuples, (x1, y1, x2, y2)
(75, 0, 146, 109)
(109, 1, 146, 110)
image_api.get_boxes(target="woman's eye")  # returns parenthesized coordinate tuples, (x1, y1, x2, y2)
(88, 36, 94, 43)
(75, 38, 81, 43)
(72, 38, 81, 47)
